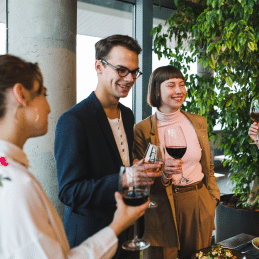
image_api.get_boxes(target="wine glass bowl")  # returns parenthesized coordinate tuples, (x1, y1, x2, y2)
(143, 143, 164, 208)
(119, 166, 150, 251)
(164, 125, 191, 185)
(165, 146, 186, 160)
(250, 99, 259, 145)
(120, 170, 149, 207)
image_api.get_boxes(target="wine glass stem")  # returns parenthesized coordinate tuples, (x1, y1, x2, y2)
(178, 173, 184, 184)
(133, 220, 139, 241)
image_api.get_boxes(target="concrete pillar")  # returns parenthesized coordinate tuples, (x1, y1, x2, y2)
(133, 0, 153, 123)
(7, 0, 77, 218)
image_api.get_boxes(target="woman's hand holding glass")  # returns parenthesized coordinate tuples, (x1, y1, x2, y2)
(250, 99, 259, 145)
(164, 125, 191, 185)
(163, 158, 183, 183)
(119, 165, 150, 251)
(249, 122, 259, 146)
(119, 161, 160, 251)
(109, 192, 150, 237)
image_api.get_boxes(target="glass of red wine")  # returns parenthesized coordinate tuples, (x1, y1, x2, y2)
(250, 99, 259, 145)
(143, 143, 164, 208)
(119, 166, 150, 251)
(164, 125, 191, 185)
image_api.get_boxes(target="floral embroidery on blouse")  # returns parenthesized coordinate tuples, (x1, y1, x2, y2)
(0, 157, 8, 166)
(0, 156, 11, 186)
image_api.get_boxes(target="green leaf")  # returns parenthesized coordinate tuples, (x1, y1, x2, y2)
(229, 22, 236, 31)
(208, 57, 216, 70)
(234, 44, 240, 51)
(226, 77, 233, 87)
(152, 0, 259, 209)
(248, 42, 255, 51)
(215, 44, 221, 54)
(207, 42, 215, 53)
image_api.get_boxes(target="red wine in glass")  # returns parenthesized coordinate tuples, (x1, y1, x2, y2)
(250, 112, 259, 123)
(122, 189, 149, 206)
(119, 166, 150, 251)
(164, 125, 191, 185)
(166, 146, 187, 159)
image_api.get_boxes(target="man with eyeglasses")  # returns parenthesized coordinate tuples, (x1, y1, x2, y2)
(99, 59, 142, 79)
(55, 35, 158, 259)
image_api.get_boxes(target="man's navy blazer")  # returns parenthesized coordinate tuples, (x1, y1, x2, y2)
(54, 92, 134, 248)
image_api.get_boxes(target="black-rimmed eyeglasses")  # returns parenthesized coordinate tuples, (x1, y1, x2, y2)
(100, 59, 143, 79)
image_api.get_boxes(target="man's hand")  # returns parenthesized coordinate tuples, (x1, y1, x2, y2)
(133, 159, 162, 181)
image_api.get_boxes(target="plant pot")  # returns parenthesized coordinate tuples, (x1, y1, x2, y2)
(215, 194, 259, 243)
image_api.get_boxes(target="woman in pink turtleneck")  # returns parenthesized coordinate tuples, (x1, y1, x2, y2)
(133, 65, 220, 259)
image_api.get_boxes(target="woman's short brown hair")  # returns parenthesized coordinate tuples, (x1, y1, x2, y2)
(0, 54, 43, 118)
(147, 65, 185, 108)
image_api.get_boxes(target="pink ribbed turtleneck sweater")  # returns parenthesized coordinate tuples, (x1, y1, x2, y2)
(156, 109, 204, 185)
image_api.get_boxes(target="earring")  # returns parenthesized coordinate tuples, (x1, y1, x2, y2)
(33, 108, 40, 123)
(13, 107, 40, 128)
(13, 107, 22, 127)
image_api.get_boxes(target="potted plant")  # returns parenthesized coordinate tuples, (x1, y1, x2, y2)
(152, 0, 259, 241)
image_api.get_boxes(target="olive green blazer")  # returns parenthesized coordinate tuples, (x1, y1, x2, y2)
(133, 110, 220, 248)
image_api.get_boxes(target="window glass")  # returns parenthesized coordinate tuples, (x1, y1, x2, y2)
(0, 0, 6, 54)
(77, 35, 100, 104)
(77, 2, 133, 108)
(0, 23, 6, 54)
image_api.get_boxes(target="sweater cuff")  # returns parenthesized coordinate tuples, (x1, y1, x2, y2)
(161, 171, 172, 186)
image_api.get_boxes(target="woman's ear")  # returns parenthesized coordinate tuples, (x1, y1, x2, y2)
(12, 83, 29, 106)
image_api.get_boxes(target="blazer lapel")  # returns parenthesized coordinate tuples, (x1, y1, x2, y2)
(181, 110, 206, 151)
(89, 93, 122, 164)
(120, 105, 133, 163)
(181, 110, 211, 182)
(150, 115, 159, 144)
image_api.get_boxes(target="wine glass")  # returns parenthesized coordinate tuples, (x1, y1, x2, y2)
(119, 166, 150, 251)
(164, 125, 191, 185)
(250, 99, 259, 145)
(143, 143, 164, 208)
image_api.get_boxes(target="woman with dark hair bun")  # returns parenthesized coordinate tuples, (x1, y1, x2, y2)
(0, 54, 149, 259)
(133, 65, 220, 259)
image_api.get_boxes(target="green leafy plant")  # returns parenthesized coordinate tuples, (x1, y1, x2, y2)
(152, 0, 259, 209)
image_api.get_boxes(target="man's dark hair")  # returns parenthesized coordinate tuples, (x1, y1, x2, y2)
(148, 65, 185, 108)
(95, 34, 142, 60)
(0, 54, 43, 118)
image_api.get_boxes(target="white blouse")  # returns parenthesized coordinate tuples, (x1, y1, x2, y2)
(0, 139, 118, 259)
